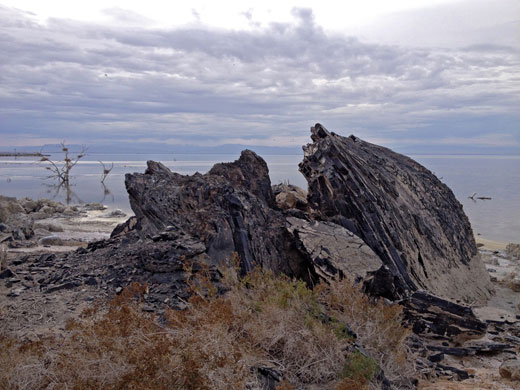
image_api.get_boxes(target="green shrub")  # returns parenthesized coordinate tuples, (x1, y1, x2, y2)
(341, 350, 379, 383)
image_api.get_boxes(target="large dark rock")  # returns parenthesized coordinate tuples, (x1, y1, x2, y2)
(403, 291, 487, 342)
(125, 150, 311, 278)
(299, 124, 492, 303)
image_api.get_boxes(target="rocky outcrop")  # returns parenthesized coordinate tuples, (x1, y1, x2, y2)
(125, 151, 311, 279)
(299, 123, 492, 303)
(4, 125, 493, 309)
(3, 126, 515, 388)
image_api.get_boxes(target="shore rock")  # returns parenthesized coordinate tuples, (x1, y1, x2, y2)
(125, 151, 312, 279)
(403, 291, 487, 343)
(3, 126, 515, 388)
(299, 124, 492, 303)
(506, 243, 520, 260)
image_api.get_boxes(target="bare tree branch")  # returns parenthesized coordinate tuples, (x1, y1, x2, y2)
(40, 141, 87, 184)
(99, 161, 114, 183)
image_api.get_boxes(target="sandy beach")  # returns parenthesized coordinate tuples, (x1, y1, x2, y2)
(476, 237, 509, 251)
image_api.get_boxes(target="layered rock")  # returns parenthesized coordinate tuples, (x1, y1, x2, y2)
(299, 124, 492, 303)
(125, 151, 311, 278)
(286, 217, 382, 282)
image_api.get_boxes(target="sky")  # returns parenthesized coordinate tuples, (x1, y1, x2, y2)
(0, 0, 519, 153)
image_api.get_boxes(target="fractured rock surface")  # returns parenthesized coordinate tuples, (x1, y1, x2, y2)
(126, 151, 311, 278)
(286, 217, 381, 282)
(299, 123, 492, 303)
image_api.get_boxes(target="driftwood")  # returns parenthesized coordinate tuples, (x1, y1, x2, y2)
(468, 192, 492, 201)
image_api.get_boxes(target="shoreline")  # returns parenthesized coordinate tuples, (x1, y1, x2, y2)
(475, 236, 509, 251)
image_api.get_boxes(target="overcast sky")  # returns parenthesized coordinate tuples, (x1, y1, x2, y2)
(1, 0, 519, 153)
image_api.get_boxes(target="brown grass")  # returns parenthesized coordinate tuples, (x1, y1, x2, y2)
(317, 279, 413, 383)
(0, 266, 413, 389)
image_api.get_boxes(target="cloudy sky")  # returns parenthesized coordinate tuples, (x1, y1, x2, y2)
(1, 0, 519, 153)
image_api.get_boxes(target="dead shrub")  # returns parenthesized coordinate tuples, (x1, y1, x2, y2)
(229, 269, 346, 385)
(317, 278, 414, 383)
(0, 267, 414, 390)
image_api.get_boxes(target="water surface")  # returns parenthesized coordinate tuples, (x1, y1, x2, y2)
(0, 153, 518, 243)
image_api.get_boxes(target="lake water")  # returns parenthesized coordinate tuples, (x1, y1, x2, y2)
(0, 152, 518, 243)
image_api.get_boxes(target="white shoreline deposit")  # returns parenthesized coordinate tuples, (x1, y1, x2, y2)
(1, 195, 129, 255)
(23, 207, 128, 253)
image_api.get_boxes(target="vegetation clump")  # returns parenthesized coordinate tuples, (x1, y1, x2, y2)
(0, 265, 413, 390)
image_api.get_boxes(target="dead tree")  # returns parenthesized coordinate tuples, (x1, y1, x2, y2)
(40, 142, 87, 184)
(99, 161, 114, 183)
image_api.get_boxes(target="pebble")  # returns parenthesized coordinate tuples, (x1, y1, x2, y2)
(499, 359, 520, 380)
(0, 268, 14, 278)
(7, 288, 23, 297)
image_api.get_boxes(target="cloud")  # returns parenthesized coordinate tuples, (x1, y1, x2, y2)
(0, 5, 519, 153)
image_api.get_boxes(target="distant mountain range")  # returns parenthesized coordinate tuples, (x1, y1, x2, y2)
(2, 141, 519, 156)
(1, 143, 303, 156)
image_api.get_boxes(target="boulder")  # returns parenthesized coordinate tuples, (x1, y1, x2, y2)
(272, 184, 308, 211)
(506, 243, 520, 260)
(299, 124, 492, 303)
(39, 235, 66, 246)
(499, 359, 520, 380)
(19, 198, 38, 213)
(0, 195, 25, 222)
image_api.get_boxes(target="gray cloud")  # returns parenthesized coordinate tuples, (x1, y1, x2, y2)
(0, 4, 519, 152)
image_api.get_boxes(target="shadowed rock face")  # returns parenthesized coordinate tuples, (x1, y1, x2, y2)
(125, 150, 310, 278)
(299, 124, 492, 303)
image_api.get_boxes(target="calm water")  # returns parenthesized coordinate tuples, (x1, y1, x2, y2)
(0, 153, 518, 243)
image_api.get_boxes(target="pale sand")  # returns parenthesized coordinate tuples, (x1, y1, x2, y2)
(475, 237, 508, 251)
